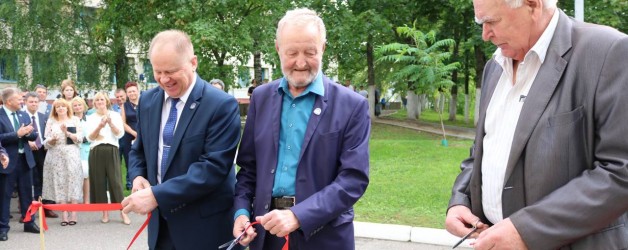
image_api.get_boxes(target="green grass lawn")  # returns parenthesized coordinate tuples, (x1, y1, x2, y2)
(120, 122, 472, 229)
(354, 123, 472, 228)
(389, 109, 476, 128)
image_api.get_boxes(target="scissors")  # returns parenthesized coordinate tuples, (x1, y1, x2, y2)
(219, 221, 258, 250)
(452, 220, 480, 249)
(218, 230, 246, 250)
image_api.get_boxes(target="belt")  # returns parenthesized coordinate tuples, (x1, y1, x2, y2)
(271, 196, 295, 210)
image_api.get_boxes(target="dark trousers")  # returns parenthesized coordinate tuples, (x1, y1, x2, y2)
(0, 154, 34, 232)
(31, 148, 46, 200)
(154, 215, 175, 250)
(263, 230, 298, 250)
(89, 144, 123, 203)
(119, 136, 132, 189)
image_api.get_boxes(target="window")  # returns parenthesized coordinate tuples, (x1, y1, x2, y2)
(0, 50, 18, 82)
(143, 60, 156, 83)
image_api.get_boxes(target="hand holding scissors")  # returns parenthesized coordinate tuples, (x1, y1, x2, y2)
(453, 219, 480, 249)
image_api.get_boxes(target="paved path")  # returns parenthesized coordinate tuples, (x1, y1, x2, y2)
(374, 112, 476, 140)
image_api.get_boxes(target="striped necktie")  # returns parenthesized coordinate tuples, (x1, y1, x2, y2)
(161, 98, 179, 179)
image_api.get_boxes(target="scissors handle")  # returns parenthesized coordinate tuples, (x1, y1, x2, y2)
(218, 221, 260, 249)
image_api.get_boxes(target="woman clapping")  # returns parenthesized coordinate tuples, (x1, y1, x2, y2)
(85, 92, 130, 225)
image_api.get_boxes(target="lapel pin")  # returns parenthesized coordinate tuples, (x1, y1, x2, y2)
(190, 102, 197, 110)
(313, 108, 321, 115)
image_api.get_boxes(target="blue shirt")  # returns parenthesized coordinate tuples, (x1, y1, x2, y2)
(272, 73, 324, 197)
(234, 73, 324, 220)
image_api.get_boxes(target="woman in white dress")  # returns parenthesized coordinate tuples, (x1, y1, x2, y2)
(42, 99, 83, 226)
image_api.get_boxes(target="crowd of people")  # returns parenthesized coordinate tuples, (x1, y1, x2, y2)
(0, 80, 149, 241)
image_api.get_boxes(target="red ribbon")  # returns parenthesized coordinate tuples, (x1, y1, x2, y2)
(24, 201, 149, 250)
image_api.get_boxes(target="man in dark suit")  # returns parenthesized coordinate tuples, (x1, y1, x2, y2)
(23, 92, 57, 218)
(446, 0, 628, 249)
(233, 8, 371, 250)
(121, 30, 241, 250)
(0, 88, 40, 241)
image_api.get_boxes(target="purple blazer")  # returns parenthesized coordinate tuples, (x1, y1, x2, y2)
(235, 75, 371, 250)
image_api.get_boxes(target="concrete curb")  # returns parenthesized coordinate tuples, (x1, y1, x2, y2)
(355, 221, 473, 249)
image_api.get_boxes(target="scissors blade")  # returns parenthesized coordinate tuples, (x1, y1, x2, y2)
(218, 240, 234, 249)
(219, 229, 247, 249)
(452, 227, 477, 249)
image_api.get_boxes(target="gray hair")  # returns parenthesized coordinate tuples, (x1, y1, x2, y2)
(504, 0, 557, 9)
(209, 79, 225, 90)
(148, 30, 195, 60)
(2, 88, 19, 103)
(276, 8, 326, 45)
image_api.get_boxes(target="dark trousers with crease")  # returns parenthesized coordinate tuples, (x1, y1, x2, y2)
(0, 154, 35, 232)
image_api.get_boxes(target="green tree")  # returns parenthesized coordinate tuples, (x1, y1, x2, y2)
(377, 26, 459, 120)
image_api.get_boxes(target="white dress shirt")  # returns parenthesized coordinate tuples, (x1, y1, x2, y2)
(85, 111, 125, 149)
(26, 110, 44, 147)
(157, 75, 197, 183)
(481, 9, 559, 224)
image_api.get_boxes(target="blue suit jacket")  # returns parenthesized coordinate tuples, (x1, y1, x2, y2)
(235, 75, 371, 250)
(0, 108, 37, 174)
(128, 76, 241, 249)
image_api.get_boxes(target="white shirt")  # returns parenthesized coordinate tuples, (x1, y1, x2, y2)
(157, 75, 197, 183)
(38, 101, 49, 114)
(25, 110, 44, 147)
(3, 106, 24, 153)
(85, 111, 125, 149)
(481, 9, 559, 224)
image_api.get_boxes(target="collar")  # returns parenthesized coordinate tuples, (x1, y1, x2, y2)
(163, 73, 197, 103)
(2, 105, 17, 116)
(493, 8, 559, 65)
(277, 72, 325, 98)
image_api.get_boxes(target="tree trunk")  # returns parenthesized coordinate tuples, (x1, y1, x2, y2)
(367, 35, 376, 118)
(113, 26, 128, 89)
(439, 92, 446, 114)
(254, 51, 262, 84)
(406, 90, 419, 120)
(449, 85, 457, 121)
(474, 44, 487, 125)
(464, 43, 471, 124)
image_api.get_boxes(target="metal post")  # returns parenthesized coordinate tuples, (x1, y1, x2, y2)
(575, 0, 584, 21)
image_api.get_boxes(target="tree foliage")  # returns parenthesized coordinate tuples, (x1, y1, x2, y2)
(377, 27, 459, 94)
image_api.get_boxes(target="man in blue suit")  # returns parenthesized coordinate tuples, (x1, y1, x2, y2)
(233, 8, 371, 250)
(0, 88, 40, 241)
(122, 30, 241, 250)
(24, 92, 58, 218)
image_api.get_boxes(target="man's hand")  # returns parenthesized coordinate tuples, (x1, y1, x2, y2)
(445, 205, 488, 239)
(472, 218, 528, 250)
(130, 176, 151, 193)
(233, 215, 257, 246)
(28, 141, 38, 150)
(18, 124, 34, 137)
(0, 154, 8, 169)
(256, 209, 300, 237)
(121, 177, 156, 215)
